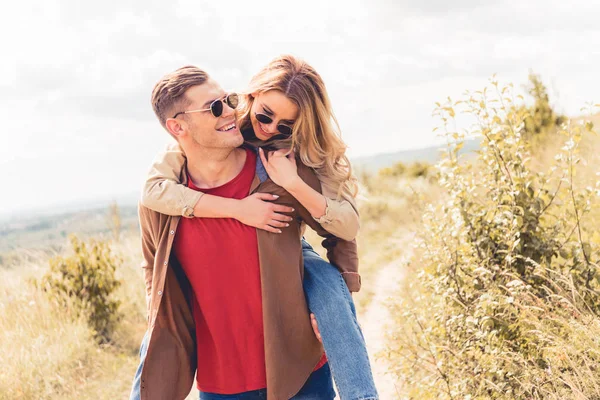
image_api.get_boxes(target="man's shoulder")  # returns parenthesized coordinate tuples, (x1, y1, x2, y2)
(296, 162, 321, 191)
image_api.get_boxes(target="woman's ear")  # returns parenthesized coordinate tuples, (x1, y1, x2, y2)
(165, 118, 185, 139)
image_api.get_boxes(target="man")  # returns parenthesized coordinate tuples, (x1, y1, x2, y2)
(129, 66, 359, 400)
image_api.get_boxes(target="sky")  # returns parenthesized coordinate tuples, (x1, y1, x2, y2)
(1, 0, 600, 216)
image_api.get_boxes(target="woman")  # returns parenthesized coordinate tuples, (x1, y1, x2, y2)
(141, 55, 378, 400)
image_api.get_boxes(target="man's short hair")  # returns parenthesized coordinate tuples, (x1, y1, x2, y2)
(151, 65, 209, 129)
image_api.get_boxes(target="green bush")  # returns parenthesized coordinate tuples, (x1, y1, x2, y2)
(379, 161, 433, 180)
(519, 72, 566, 142)
(386, 80, 600, 399)
(38, 235, 122, 342)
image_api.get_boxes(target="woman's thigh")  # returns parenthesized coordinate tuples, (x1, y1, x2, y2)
(302, 240, 354, 313)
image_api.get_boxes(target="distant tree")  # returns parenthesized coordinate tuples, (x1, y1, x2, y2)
(520, 72, 565, 141)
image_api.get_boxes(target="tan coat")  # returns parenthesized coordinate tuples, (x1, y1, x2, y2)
(138, 158, 360, 400)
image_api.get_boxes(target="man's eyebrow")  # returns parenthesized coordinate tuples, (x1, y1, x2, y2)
(201, 99, 215, 108)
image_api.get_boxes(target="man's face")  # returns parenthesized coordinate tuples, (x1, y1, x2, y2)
(177, 79, 243, 149)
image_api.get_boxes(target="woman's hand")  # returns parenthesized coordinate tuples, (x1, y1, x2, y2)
(235, 192, 294, 234)
(259, 148, 300, 190)
(310, 313, 322, 343)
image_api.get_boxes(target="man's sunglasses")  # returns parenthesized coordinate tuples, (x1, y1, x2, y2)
(254, 113, 293, 136)
(172, 93, 239, 119)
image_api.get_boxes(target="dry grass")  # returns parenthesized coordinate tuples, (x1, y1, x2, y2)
(0, 236, 147, 400)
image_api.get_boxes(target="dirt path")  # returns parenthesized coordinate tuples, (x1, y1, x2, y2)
(357, 232, 414, 400)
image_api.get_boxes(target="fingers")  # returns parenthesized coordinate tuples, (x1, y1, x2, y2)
(268, 219, 289, 228)
(271, 212, 293, 223)
(271, 204, 294, 213)
(310, 314, 322, 343)
(259, 147, 269, 167)
(288, 152, 297, 166)
(253, 193, 279, 201)
(261, 225, 282, 234)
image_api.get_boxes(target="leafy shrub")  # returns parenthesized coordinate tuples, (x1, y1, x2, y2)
(37, 235, 122, 342)
(386, 80, 600, 399)
(380, 161, 434, 180)
(519, 72, 566, 141)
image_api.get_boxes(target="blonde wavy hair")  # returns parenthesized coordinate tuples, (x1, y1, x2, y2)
(237, 55, 358, 199)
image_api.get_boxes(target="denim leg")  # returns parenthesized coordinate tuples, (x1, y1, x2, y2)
(302, 240, 379, 400)
(129, 331, 150, 400)
(291, 362, 336, 400)
(199, 364, 334, 400)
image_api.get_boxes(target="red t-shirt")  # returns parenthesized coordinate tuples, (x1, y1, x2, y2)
(174, 148, 326, 394)
(174, 149, 266, 394)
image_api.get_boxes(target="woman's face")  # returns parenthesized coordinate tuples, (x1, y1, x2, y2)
(250, 90, 299, 141)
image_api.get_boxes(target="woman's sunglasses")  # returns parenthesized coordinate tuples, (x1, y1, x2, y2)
(254, 113, 293, 136)
(172, 93, 239, 119)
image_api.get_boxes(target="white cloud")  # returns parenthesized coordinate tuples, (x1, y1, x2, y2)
(2, 0, 600, 215)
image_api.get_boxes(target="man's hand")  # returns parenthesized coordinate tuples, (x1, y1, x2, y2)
(235, 193, 294, 233)
(310, 313, 322, 343)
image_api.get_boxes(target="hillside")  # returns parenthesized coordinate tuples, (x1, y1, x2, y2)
(352, 137, 481, 172)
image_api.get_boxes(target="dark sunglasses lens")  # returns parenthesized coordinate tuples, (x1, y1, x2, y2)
(211, 100, 224, 117)
(226, 93, 239, 109)
(255, 113, 273, 124)
(278, 124, 293, 136)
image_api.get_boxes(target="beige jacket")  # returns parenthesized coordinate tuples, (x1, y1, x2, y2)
(137, 157, 359, 400)
(141, 144, 360, 241)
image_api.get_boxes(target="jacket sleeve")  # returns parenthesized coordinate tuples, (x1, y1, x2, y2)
(296, 168, 361, 292)
(141, 143, 203, 217)
(138, 204, 156, 318)
(312, 173, 360, 241)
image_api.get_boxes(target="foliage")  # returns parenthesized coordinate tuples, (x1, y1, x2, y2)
(386, 80, 600, 399)
(520, 72, 565, 141)
(379, 161, 435, 180)
(37, 235, 123, 342)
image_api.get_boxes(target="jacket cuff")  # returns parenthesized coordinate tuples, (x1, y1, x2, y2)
(341, 272, 361, 292)
(314, 197, 337, 225)
(182, 191, 204, 218)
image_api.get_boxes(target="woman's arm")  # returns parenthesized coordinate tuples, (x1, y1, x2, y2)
(141, 143, 202, 217)
(142, 144, 294, 233)
(259, 148, 360, 241)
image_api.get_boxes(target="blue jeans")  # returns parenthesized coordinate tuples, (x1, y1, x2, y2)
(302, 239, 378, 400)
(199, 362, 335, 399)
(129, 331, 149, 400)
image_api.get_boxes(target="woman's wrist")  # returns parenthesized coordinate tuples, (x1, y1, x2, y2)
(192, 194, 243, 219)
(286, 177, 327, 219)
(282, 174, 303, 192)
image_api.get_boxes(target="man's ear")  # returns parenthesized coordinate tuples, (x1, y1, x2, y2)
(165, 118, 186, 139)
